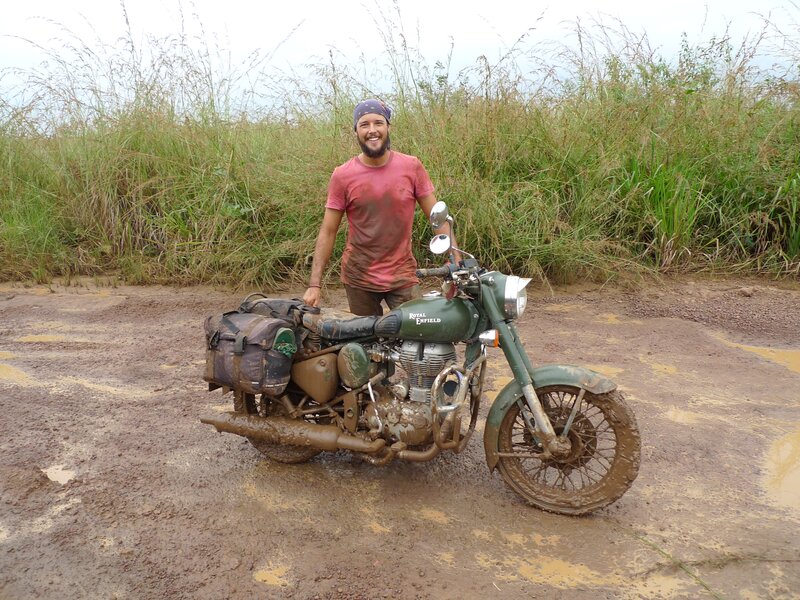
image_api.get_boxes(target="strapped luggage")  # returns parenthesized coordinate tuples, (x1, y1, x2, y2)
(203, 294, 318, 396)
(204, 311, 295, 396)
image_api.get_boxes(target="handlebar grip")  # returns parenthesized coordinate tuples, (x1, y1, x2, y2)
(416, 266, 452, 278)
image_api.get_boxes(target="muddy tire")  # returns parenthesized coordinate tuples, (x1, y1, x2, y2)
(233, 391, 322, 464)
(497, 385, 640, 516)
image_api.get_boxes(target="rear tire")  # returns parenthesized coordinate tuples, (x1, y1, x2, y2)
(497, 385, 640, 515)
(233, 390, 322, 464)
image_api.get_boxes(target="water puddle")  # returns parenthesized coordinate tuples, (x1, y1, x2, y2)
(598, 313, 622, 324)
(437, 552, 455, 566)
(42, 465, 76, 485)
(665, 408, 700, 424)
(58, 376, 153, 399)
(716, 336, 800, 374)
(532, 533, 560, 546)
(30, 321, 70, 331)
(639, 356, 678, 375)
(0, 363, 32, 385)
(595, 313, 642, 326)
(15, 334, 68, 343)
(764, 428, 800, 512)
(503, 532, 526, 545)
(368, 520, 391, 534)
(477, 552, 621, 588)
(419, 508, 449, 524)
(516, 556, 619, 587)
(253, 563, 289, 586)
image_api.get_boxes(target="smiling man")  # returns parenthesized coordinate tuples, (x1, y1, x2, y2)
(302, 99, 440, 316)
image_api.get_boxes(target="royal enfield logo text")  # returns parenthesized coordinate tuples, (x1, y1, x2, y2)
(408, 312, 442, 325)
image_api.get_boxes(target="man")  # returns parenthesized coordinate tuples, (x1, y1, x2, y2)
(302, 99, 441, 316)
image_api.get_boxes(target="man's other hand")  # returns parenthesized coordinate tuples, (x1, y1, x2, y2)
(303, 287, 322, 307)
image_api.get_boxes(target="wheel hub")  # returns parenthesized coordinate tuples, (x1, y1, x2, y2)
(518, 405, 598, 465)
(545, 413, 598, 468)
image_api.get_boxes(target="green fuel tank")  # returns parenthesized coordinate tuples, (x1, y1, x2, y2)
(374, 296, 482, 342)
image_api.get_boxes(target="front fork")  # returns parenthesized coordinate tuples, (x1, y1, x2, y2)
(496, 320, 571, 457)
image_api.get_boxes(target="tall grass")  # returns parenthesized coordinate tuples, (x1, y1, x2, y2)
(1, 6, 799, 287)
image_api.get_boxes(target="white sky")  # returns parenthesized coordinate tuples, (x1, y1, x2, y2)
(1, 0, 797, 103)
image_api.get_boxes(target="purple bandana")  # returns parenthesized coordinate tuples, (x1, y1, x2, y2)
(353, 99, 391, 130)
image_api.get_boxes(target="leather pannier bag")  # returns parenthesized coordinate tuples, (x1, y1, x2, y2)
(203, 311, 296, 396)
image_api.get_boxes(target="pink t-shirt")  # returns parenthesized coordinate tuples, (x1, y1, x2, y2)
(326, 151, 435, 292)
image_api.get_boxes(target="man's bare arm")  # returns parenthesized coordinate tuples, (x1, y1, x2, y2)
(303, 208, 344, 307)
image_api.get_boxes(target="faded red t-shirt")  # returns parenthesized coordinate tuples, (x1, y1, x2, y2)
(326, 151, 435, 292)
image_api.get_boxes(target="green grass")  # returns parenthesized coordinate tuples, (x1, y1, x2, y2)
(1, 9, 799, 286)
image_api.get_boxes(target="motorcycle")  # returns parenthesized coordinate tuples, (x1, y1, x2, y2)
(201, 201, 640, 515)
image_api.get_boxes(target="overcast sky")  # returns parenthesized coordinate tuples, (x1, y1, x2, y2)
(1, 0, 797, 105)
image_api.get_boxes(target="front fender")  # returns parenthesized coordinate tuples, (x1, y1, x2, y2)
(483, 364, 616, 471)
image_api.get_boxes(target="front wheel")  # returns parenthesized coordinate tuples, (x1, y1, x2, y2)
(497, 385, 640, 515)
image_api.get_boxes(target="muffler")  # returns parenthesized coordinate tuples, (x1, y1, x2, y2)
(200, 412, 386, 454)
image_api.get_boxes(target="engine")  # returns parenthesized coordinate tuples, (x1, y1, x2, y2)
(361, 341, 457, 445)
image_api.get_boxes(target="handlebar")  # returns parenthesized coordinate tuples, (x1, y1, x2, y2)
(416, 266, 452, 278)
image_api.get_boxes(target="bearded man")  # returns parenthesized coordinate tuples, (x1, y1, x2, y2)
(302, 99, 441, 316)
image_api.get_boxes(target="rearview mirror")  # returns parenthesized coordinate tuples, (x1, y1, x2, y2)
(429, 233, 451, 255)
(429, 201, 449, 229)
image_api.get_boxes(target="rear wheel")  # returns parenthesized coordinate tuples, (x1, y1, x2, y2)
(497, 385, 640, 515)
(233, 390, 322, 464)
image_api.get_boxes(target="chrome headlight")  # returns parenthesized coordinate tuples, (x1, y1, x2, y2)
(504, 275, 532, 319)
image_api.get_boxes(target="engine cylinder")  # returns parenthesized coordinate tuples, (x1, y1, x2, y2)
(398, 341, 456, 403)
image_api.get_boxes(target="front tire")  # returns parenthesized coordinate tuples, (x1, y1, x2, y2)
(233, 390, 322, 464)
(497, 385, 640, 515)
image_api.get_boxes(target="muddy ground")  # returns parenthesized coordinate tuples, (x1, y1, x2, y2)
(1, 276, 799, 599)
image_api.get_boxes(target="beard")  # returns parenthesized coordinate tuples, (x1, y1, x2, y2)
(359, 134, 391, 158)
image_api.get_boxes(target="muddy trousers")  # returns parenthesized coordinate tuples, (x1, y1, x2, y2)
(344, 284, 421, 316)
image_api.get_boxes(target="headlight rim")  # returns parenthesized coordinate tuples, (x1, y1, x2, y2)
(503, 275, 531, 319)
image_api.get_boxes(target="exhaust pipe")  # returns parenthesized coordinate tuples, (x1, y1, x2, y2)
(200, 412, 386, 454)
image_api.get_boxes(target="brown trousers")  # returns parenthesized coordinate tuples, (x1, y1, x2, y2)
(344, 284, 421, 316)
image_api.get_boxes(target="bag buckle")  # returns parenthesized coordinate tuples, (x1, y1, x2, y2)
(208, 330, 220, 349)
(233, 333, 247, 354)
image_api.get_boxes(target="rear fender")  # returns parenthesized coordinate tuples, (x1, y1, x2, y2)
(483, 365, 616, 471)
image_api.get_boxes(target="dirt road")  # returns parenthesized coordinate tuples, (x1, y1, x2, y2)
(1, 277, 799, 599)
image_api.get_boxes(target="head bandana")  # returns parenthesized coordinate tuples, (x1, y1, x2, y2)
(353, 99, 391, 130)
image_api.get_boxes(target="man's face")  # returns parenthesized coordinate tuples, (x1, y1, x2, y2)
(356, 113, 390, 158)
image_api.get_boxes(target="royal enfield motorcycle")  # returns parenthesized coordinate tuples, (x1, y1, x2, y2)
(201, 202, 640, 515)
